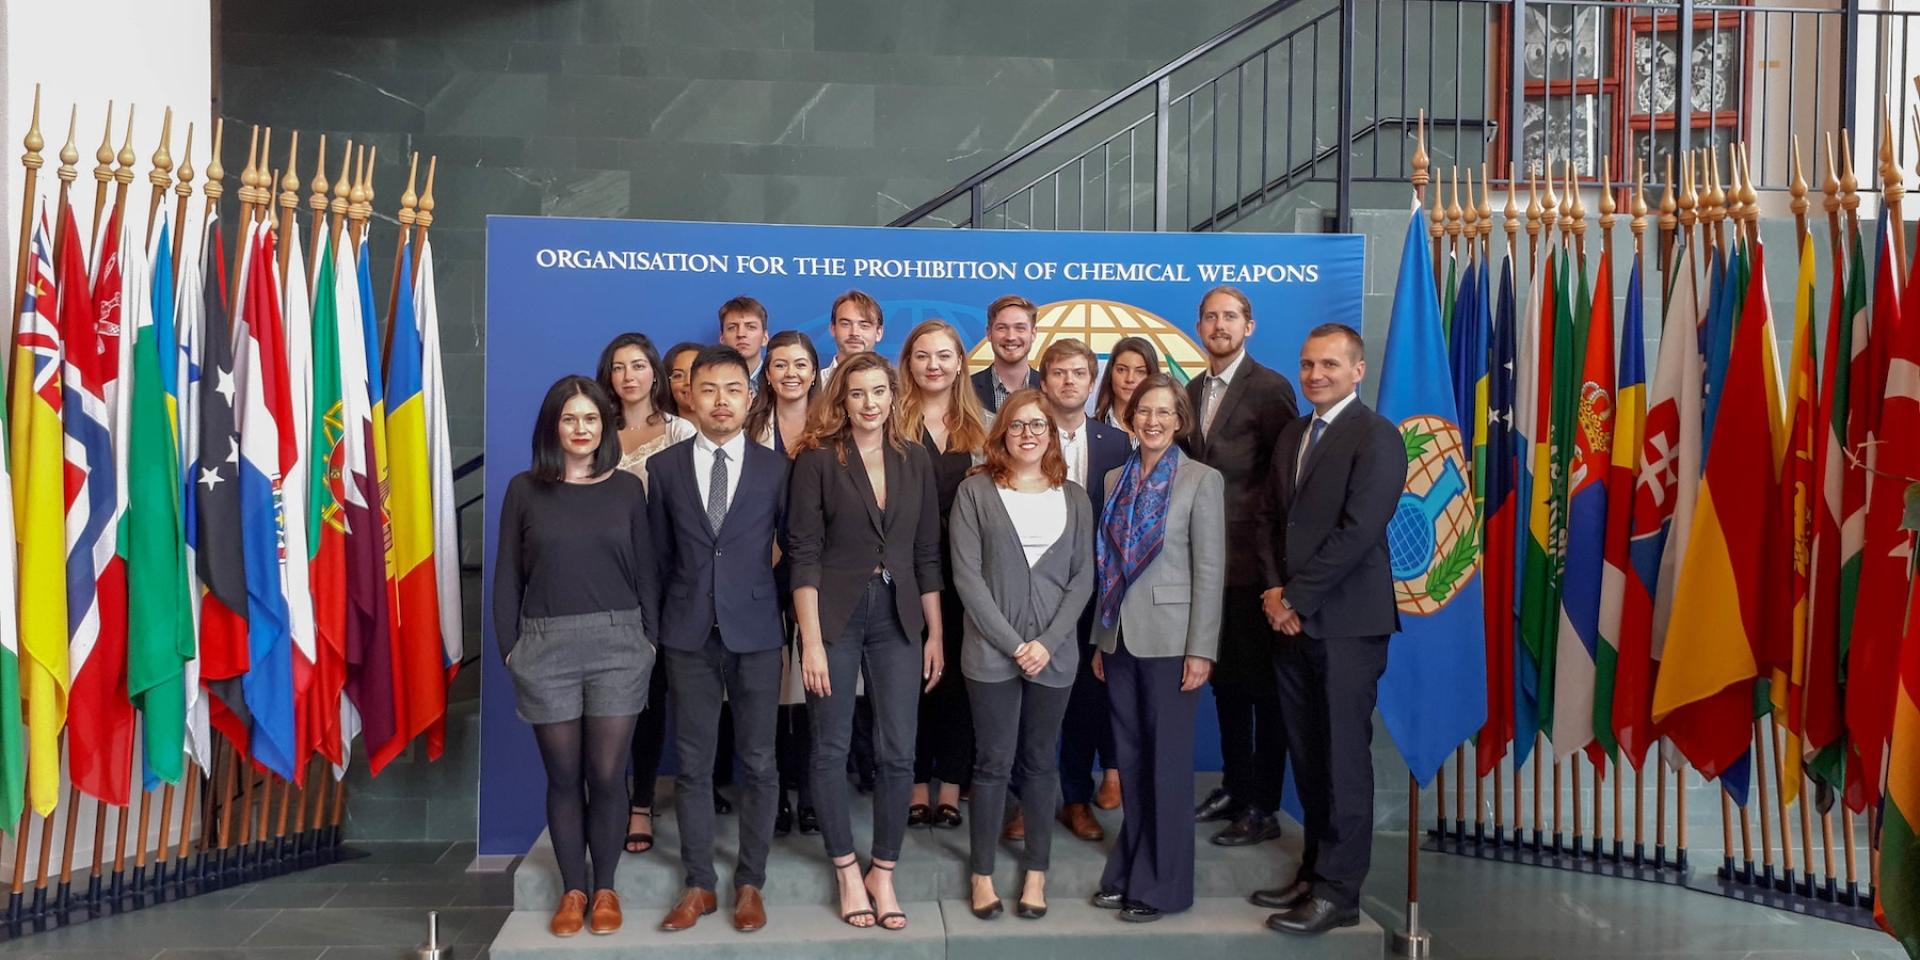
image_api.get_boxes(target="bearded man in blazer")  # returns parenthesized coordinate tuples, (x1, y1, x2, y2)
(1252, 323, 1403, 936)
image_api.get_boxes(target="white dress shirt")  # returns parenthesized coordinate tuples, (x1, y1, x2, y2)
(693, 429, 747, 513)
(1296, 389, 1360, 478)
(1200, 348, 1250, 436)
(1057, 418, 1090, 486)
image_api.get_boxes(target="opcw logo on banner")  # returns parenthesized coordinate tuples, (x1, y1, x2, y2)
(963, 299, 1211, 384)
(1388, 415, 1478, 614)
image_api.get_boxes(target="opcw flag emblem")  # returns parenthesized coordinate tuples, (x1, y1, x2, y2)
(1390, 414, 1479, 614)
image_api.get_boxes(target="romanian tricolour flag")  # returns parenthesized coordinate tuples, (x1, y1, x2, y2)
(415, 236, 464, 756)
(1594, 255, 1646, 761)
(1478, 248, 1519, 777)
(1613, 234, 1703, 769)
(373, 241, 446, 774)
(1552, 246, 1613, 758)
(12, 206, 69, 816)
(1376, 199, 1488, 786)
(1655, 238, 1779, 787)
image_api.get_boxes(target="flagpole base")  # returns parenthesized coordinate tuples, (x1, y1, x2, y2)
(1391, 929, 1433, 957)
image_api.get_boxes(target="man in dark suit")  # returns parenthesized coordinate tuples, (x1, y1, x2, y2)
(1179, 286, 1297, 847)
(1252, 323, 1403, 935)
(649, 347, 789, 935)
(970, 294, 1041, 413)
(1036, 337, 1133, 842)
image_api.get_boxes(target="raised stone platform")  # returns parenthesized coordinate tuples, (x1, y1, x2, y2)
(492, 787, 1387, 959)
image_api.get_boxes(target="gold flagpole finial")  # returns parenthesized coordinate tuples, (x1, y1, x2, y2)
(1599, 156, 1616, 230)
(1477, 162, 1493, 244)
(1567, 160, 1585, 239)
(1881, 95, 1902, 194)
(1823, 133, 1841, 216)
(1840, 129, 1861, 222)
(330, 139, 353, 221)
(93, 102, 115, 195)
(241, 124, 260, 209)
(281, 130, 301, 214)
(1660, 155, 1677, 233)
(21, 83, 44, 172)
(259, 127, 275, 209)
(204, 118, 225, 206)
(1447, 166, 1464, 241)
(1678, 150, 1697, 231)
(115, 106, 137, 188)
(1910, 106, 1920, 182)
(1503, 165, 1520, 250)
(149, 107, 175, 193)
(1411, 108, 1430, 199)
(1526, 168, 1542, 242)
(1738, 144, 1758, 227)
(58, 105, 81, 188)
(398, 152, 419, 229)
(1789, 135, 1809, 223)
(348, 144, 369, 227)
(310, 134, 331, 219)
(174, 122, 194, 205)
(363, 143, 377, 213)
(1631, 159, 1648, 248)
(417, 155, 437, 233)
(1541, 160, 1559, 236)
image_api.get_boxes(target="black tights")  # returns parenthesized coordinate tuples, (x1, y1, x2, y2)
(534, 713, 640, 894)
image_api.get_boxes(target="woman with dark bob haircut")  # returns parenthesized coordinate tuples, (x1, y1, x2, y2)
(493, 375, 660, 938)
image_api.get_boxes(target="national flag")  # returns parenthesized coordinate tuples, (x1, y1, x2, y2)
(1528, 242, 1582, 746)
(194, 212, 254, 755)
(125, 210, 193, 787)
(0, 215, 30, 826)
(308, 232, 351, 768)
(233, 221, 297, 780)
(11, 206, 69, 816)
(340, 235, 390, 766)
(1770, 232, 1819, 804)
(1376, 201, 1489, 785)
(1851, 211, 1916, 813)
(1805, 222, 1866, 796)
(62, 199, 133, 806)
(1874, 565, 1920, 958)
(1553, 246, 1613, 758)
(172, 212, 212, 774)
(358, 234, 403, 767)
(280, 225, 317, 784)
(1655, 238, 1779, 787)
(1513, 240, 1558, 766)
(1594, 255, 1646, 760)
(1450, 256, 1484, 458)
(1613, 234, 1704, 768)
(1478, 248, 1518, 776)
(415, 236, 464, 757)
(1702, 243, 1739, 448)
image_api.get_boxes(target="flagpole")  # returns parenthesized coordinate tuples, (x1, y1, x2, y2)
(226, 123, 258, 312)
(1435, 175, 1450, 847)
(169, 124, 193, 284)
(1880, 103, 1905, 283)
(276, 132, 300, 286)
(383, 152, 419, 368)
(1391, 133, 1432, 960)
(414, 156, 437, 272)
(112, 109, 137, 244)
(143, 109, 173, 247)
(1835, 129, 1862, 904)
(4, 85, 42, 929)
(306, 135, 329, 296)
(90, 104, 115, 243)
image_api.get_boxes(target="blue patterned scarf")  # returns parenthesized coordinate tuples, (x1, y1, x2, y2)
(1095, 446, 1181, 628)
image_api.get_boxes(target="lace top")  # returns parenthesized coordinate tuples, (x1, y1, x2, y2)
(617, 414, 696, 490)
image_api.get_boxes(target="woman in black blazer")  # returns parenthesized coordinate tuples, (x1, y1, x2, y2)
(788, 351, 945, 931)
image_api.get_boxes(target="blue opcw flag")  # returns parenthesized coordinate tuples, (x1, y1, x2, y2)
(1377, 203, 1490, 787)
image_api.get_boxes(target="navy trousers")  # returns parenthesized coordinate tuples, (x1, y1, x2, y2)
(1099, 633, 1199, 913)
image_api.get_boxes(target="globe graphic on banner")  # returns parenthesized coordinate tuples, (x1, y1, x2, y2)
(1387, 413, 1479, 615)
(965, 299, 1210, 385)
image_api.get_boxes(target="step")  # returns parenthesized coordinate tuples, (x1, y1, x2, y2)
(513, 797, 1302, 910)
(488, 897, 1386, 960)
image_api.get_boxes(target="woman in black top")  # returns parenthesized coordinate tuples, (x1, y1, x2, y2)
(897, 319, 988, 830)
(493, 376, 659, 937)
(1093, 336, 1160, 438)
(788, 351, 944, 931)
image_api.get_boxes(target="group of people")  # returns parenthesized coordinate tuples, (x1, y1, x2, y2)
(491, 285, 1405, 941)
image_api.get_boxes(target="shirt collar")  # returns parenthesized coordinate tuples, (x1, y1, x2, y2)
(1313, 390, 1360, 426)
(694, 429, 747, 462)
(1208, 349, 1249, 386)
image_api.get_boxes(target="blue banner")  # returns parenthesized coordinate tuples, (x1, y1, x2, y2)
(481, 216, 1364, 855)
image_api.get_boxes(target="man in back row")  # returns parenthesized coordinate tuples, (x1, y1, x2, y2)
(972, 294, 1041, 413)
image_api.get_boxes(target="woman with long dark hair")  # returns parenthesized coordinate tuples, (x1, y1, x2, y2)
(746, 330, 822, 835)
(949, 388, 1095, 921)
(896, 319, 989, 831)
(494, 375, 659, 937)
(1092, 336, 1160, 437)
(788, 351, 944, 930)
(595, 333, 694, 856)
(663, 340, 704, 416)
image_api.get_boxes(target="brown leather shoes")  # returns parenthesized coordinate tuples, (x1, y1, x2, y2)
(1059, 803, 1105, 841)
(1002, 808, 1026, 841)
(1096, 771, 1123, 810)
(550, 890, 588, 937)
(659, 887, 718, 932)
(733, 885, 767, 932)
(589, 889, 622, 935)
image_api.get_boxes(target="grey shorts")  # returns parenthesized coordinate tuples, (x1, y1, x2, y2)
(506, 609, 655, 725)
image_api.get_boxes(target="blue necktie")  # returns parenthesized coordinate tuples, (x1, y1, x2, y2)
(1298, 417, 1327, 479)
(707, 447, 730, 533)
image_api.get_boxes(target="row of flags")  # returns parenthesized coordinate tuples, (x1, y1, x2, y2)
(1, 137, 462, 828)
(1374, 155, 1918, 955)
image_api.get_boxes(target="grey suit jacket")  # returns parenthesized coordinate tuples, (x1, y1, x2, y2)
(1091, 455, 1226, 660)
(948, 475, 1095, 688)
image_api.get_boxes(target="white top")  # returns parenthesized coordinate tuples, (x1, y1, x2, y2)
(1199, 348, 1249, 437)
(693, 429, 748, 511)
(996, 486, 1068, 566)
(1057, 422, 1090, 486)
(617, 414, 697, 491)
(1296, 389, 1359, 478)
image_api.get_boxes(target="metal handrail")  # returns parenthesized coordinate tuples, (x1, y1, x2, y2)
(886, 0, 1322, 228)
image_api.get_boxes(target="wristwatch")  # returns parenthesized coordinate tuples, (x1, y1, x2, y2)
(1278, 596, 1293, 611)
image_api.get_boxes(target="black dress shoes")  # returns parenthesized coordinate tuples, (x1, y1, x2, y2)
(1090, 890, 1125, 910)
(797, 806, 820, 835)
(1211, 809, 1283, 847)
(1266, 897, 1360, 934)
(1117, 901, 1162, 923)
(773, 794, 793, 837)
(713, 791, 733, 815)
(1194, 787, 1242, 823)
(1248, 880, 1312, 910)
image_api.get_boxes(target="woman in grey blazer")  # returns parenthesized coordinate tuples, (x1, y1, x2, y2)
(1089, 374, 1225, 922)
(949, 390, 1096, 922)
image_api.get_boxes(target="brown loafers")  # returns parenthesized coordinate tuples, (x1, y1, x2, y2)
(659, 887, 718, 932)
(550, 889, 588, 937)
(1059, 803, 1105, 842)
(588, 889, 622, 935)
(733, 885, 766, 932)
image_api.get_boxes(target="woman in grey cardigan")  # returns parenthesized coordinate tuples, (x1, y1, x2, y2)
(949, 390, 1096, 922)
(1090, 374, 1224, 922)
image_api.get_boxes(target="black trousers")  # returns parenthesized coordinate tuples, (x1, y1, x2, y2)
(1211, 586, 1286, 814)
(1100, 633, 1199, 913)
(1057, 636, 1113, 805)
(966, 676, 1072, 875)
(808, 576, 921, 863)
(665, 631, 782, 892)
(1273, 632, 1389, 910)
(631, 664, 734, 808)
(914, 590, 973, 788)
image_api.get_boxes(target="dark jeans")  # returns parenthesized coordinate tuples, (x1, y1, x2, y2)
(1100, 633, 1199, 913)
(914, 590, 972, 788)
(1274, 633, 1389, 910)
(808, 576, 921, 862)
(967, 677, 1072, 875)
(776, 703, 812, 808)
(665, 631, 781, 892)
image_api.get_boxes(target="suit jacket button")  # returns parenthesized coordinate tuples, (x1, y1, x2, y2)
(716, 549, 724, 558)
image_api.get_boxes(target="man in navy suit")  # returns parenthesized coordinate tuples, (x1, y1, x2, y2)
(649, 347, 788, 935)
(970, 294, 1042, 413)
(1038, 337, 1133, 842)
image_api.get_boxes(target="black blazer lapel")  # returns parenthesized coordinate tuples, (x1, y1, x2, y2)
(843, 437, 887, 538)
(1276, 416, 1307, 509)
(1202, 356, 1261, 443)
(1296, 401, 1372, 492)
(679, 443, 721, 542)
